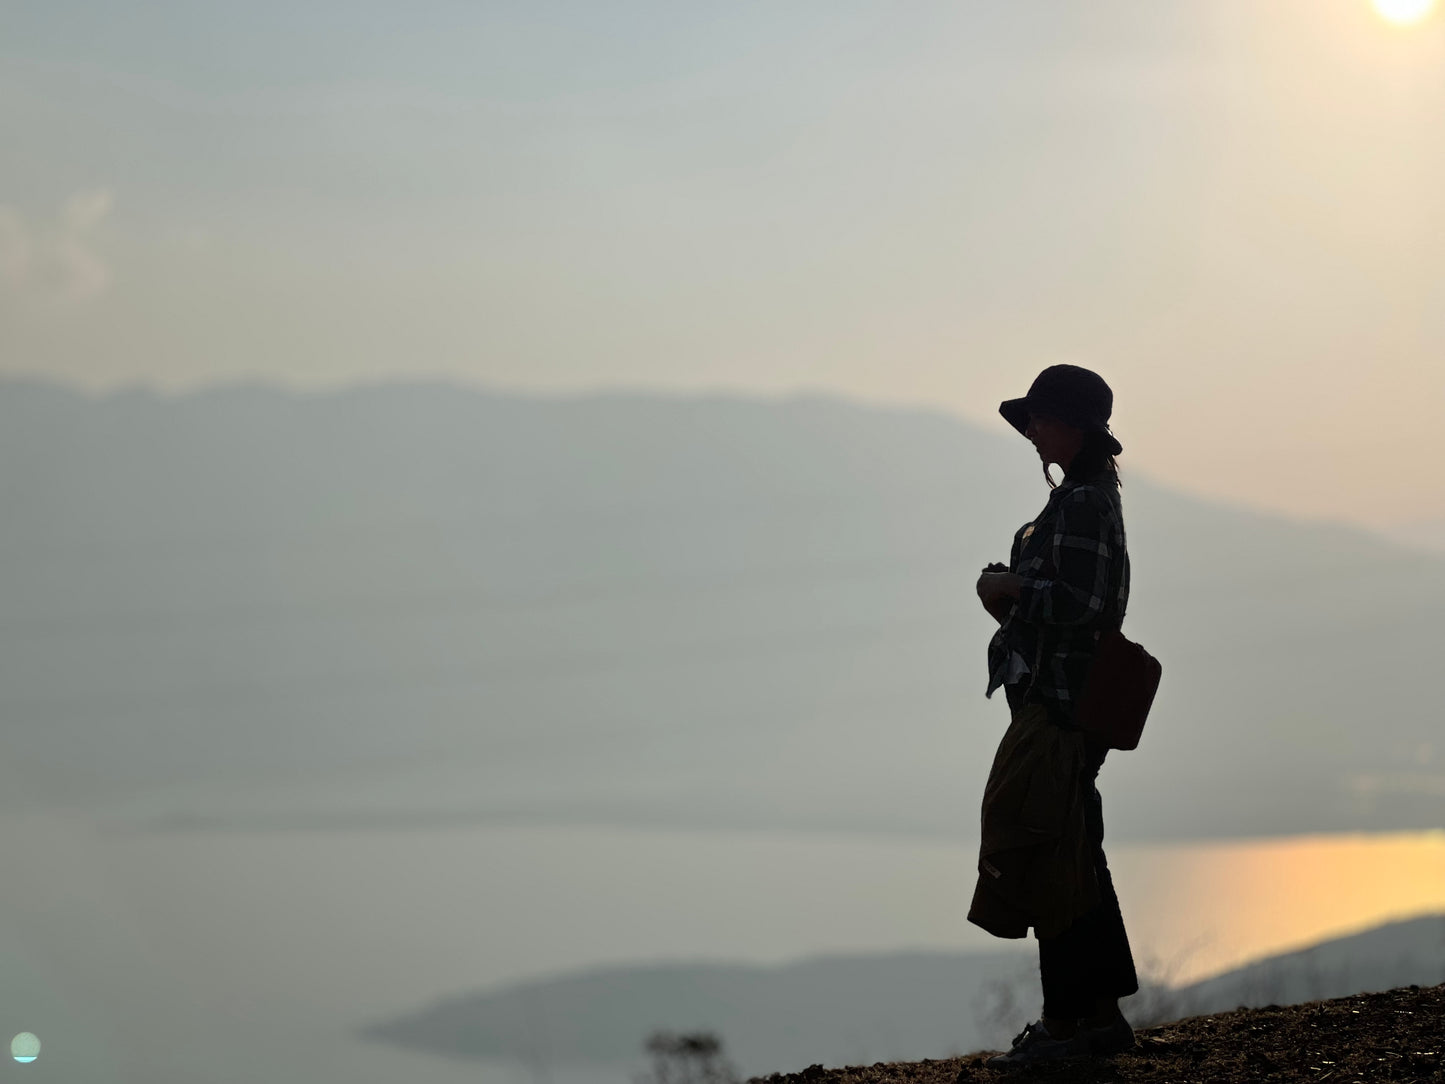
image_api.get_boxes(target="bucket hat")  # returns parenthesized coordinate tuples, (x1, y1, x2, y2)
(999, 364, 1123, 457)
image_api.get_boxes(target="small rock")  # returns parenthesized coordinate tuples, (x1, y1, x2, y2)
(1245, 1050, 1278, 1071)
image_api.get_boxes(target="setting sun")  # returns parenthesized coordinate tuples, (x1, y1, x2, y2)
(1372, 0, 1438, 25)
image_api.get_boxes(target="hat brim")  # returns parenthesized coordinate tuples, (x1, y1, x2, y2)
(999, 397, 1031, 438)
(999, 396, 1123, 457)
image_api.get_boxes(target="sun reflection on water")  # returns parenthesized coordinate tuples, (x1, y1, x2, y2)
(1112, 830, 1445, 985)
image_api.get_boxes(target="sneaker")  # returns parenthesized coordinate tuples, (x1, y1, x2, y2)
(984, 1020, 1088, 1068)
(1079, 1013, 1135, 1056)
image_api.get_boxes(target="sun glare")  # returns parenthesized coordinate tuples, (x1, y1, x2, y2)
(1372, 0, 1438, 25)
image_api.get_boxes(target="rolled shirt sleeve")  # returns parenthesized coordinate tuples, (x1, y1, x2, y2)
(1016, 491, 1113, 627)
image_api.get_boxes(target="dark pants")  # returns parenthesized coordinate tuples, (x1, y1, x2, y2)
(1036, 745, 1139, 1019)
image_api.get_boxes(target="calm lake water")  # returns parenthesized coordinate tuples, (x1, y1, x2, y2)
(2, 812, 1442, 1084)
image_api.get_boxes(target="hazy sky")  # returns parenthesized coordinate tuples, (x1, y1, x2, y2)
(3, 0, 1444, 528)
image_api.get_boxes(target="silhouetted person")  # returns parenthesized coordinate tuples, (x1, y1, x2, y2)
(970, 365, 1139, 1066)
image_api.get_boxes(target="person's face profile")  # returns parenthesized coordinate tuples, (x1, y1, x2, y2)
(1024, 412, 1078, 465)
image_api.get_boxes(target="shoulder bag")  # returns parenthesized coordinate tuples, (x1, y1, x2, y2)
(1073, 622, 1161, 751)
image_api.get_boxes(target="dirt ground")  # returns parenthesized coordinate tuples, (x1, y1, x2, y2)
(745, 983, 1444, 1084)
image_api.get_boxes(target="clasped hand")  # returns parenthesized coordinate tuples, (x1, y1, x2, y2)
(977, 563, 1023, 612)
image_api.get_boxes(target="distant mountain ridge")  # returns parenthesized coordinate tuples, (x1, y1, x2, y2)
(1174, 913, 1445, 1015)
(357, 913, 1445, 1080)
(2, 377, 1443, 840)
(1370, 515, 1445, 558)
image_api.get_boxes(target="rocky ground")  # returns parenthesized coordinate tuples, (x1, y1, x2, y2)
(745, 983, 1443, 1084)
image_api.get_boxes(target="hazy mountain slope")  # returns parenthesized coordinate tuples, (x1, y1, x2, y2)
(1, 378, 1441, 839)
(1370, 515, 1445, 558)
(358, 948, 1033, 1078)
(356, 915, 1445, 1080)
(1172, 913, 1445, 1017)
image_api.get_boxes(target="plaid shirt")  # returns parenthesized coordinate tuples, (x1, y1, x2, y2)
(985, 470, 1129, 721)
